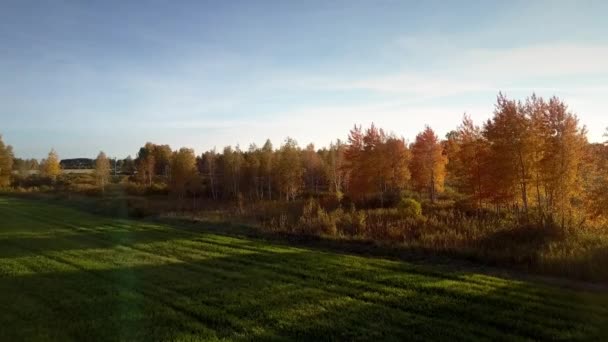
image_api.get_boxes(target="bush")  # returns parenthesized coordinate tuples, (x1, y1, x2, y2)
(126, 198, 154, 218)
(146, 183, 168, 196)
(68, 183, 101, 196)
(124, 182, 146, 195)
(297, 199, 337, 236)
(317, 192, 342, 211)
(397, 198, 422, 218)
(335, 208, 366, 237)
(13, 174, 52, 189)
(38, 185, 53, 192)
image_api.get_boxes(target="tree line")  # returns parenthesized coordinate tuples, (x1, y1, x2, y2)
(2, 93, 608, 227)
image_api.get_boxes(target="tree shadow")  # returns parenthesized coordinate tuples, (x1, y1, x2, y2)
(473, 225, 608, 283)
(0, 227, 194, 258)
(473, 225, 565, 266)
(1, 197, 607, 340)
(1, 247, 606, 341)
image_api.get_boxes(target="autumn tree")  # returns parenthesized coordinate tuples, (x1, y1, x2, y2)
(15, 158, 39, 172)
(94, 151, 111, 193)
(344, 124, 411, 205)
(242, 144, 262, 200)
(483, 94, 535, 213)
(0, 135, 14, 187)
(153, 144, 172, 178)
(303, 143, 324, 194)
(446, 115, 489, 208)
(443, 130, 464, 193)
(136, 143, 156, 186)
(121, 155, 136, 174)
(40, 149, 61, 181)
(524, 95, 552, 219)
(170, 148, 197, 201)
(595, 126, 608, 218)
(379, 136, 411, 195)
(260, 139, 274, 200)
(276, 138, 303, 201)
(323, 140, 346, 196)
(361, 124, 384, 200)
(410, 126, 447, 203)
(13, 158, 38, 180)
(536, 97, 587, 226)
(222, 145, 243, 199)
(344, 124, 373, 200)
(201, 149, 219, 200)
(585, 142, 608, 219)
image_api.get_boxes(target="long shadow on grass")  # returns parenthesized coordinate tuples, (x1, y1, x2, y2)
(1, 248, 606, 341)
(2, 197, 607, 339)
(9, 195, 608, 283)
(474, 225, 565, 266)
(473, 226, 608, 283)
(0, 228, 196, 258)
(0, 196, 215, 259)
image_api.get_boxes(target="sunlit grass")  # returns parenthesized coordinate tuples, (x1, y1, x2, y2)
(0, 197, 607, 341)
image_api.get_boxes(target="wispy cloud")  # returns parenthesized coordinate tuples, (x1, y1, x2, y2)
(258, 41, 608, 143)
(320, 74, 489, 95)
(466, 43, 608, 80)
(299, 43, 608, 96)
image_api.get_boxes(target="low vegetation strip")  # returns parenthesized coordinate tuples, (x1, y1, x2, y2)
(0, 197, 607, 341)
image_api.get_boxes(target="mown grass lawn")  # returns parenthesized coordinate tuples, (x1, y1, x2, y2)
(0, 197, 606, 341)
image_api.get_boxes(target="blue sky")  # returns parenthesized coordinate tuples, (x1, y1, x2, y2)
(2, 0, 607, 159)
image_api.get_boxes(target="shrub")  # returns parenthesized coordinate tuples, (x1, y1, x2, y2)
(124, 182, 146, 195)
(146, 183, 168, 196)
(68, 183, 101, 196)
(38, 185, 53, 192)
(126, 198, 154, 218)
(335, 209, 366, 237)
(297, 199, 337, 236)
(397, 198, 422, 218)
(317, 192, 342, 211)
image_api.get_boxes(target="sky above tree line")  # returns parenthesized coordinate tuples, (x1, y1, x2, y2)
(1, 0, 607, 159)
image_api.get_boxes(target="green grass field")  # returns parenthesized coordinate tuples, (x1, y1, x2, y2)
(0, 197, 607, 341)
